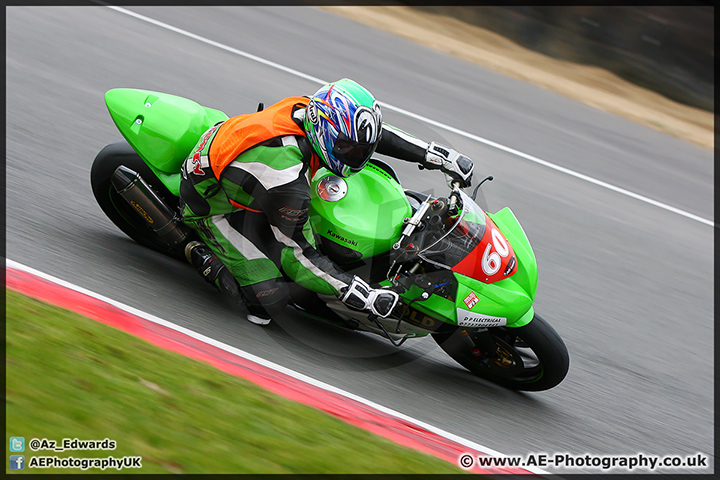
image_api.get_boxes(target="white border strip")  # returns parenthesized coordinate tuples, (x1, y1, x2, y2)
(106, 5, 713, 228)
(6, 258, 549, 475)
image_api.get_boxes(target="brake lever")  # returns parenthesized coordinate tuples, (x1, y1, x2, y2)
(471, 175, 494, 201)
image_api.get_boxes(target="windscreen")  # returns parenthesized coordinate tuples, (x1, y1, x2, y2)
(416, 191, 487, 270)
(417, 191, 517, 283)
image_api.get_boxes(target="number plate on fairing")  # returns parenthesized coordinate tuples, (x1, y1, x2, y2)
(451, 213, 518, 284)
(456, 308, 507, 328)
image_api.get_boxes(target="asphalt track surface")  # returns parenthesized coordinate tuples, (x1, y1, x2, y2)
(6, 6, 714, 474)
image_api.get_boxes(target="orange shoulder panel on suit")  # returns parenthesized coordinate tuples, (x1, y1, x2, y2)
(209, 96, 310, 179)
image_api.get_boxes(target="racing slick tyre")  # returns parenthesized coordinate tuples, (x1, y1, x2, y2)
(433, 313, 569, 391)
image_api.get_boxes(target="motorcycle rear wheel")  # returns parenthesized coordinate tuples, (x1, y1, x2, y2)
(90, 141, 190, 260)
(432, 313, 569, 391)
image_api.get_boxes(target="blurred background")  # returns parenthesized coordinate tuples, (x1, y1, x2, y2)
(400, 5, 714, 113)
(5, 5, 714, 474)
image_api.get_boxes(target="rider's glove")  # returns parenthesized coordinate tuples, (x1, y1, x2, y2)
(423, 142, 474, 188)
(340, 276, 400, 318)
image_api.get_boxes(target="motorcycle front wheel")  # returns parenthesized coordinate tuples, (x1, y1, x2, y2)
(432, 313, 569, 391)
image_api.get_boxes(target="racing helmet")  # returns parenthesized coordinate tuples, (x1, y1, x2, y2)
(303, 78, 382, 177)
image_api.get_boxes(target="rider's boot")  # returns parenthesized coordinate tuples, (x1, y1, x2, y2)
(240, 279, 290, 327)
(184, 241, 271, 326)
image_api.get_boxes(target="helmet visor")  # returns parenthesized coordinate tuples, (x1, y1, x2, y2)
(332, 132, 376, 172)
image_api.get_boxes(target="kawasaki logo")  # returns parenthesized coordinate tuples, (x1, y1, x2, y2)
(326, 229, 358, 247)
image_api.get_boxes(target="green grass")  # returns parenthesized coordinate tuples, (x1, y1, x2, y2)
(5, 290, 466, 474)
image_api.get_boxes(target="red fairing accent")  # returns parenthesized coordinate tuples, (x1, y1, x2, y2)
(451, 214, 518, 283)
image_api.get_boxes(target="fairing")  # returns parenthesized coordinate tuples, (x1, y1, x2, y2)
(104, 88, 228, 195)
(413, 191, 518, 284)
(395, 191, 538, 328)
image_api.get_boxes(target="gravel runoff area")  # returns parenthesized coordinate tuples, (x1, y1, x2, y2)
(321, 5, 713, 151)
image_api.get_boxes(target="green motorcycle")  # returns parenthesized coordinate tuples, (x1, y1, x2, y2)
(91, 89, 569, 391)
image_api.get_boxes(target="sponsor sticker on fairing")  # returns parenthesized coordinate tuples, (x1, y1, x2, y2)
(463, 291, 479, 309)
(456, 308, 507, 328)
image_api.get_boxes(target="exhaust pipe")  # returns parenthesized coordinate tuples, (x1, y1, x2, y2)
(111, 165, 190, 247)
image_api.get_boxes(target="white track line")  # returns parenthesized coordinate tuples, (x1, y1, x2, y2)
(106, 5, 713, 228)
(6, 259, 549, 475)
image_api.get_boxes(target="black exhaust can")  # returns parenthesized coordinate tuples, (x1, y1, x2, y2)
(111, 165, 190, 247)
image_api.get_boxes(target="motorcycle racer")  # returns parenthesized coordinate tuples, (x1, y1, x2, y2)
(180, 78, 474, 325)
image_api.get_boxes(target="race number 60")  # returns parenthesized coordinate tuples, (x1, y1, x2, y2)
(481, 228, 509, 276)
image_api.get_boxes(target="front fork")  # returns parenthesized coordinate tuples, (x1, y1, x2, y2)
(460, 328, 503, 365)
